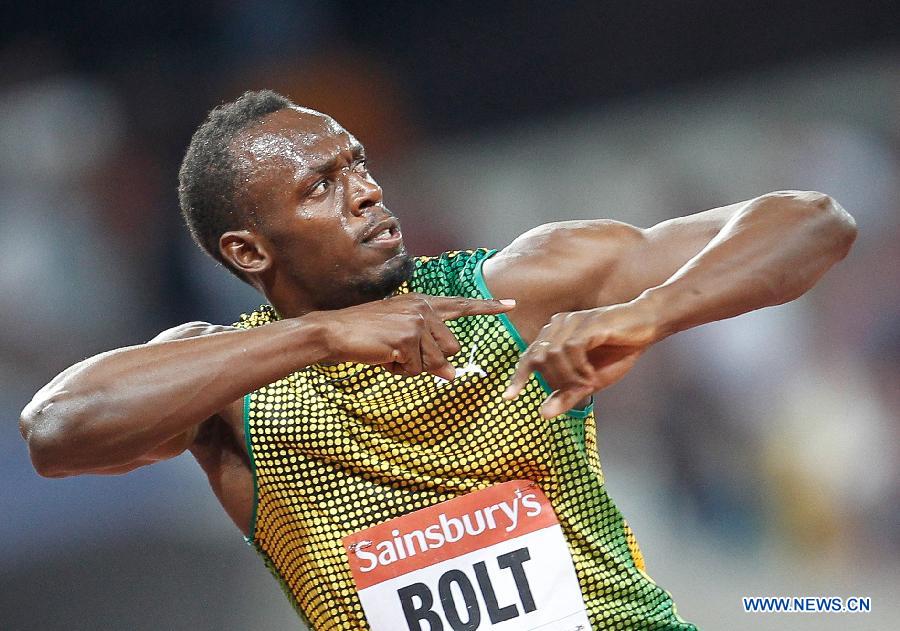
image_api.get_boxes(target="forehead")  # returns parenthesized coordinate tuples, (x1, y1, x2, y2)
(233, 106, 357, 175)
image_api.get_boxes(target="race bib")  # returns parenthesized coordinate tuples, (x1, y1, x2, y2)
(344, 481, 591, 630)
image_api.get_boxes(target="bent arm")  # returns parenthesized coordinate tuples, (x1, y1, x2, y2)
(18, 318, 328, 478)
(19, 294, 514, 478)
(493, 190, 858, 416)
(486, 190, 857, 339)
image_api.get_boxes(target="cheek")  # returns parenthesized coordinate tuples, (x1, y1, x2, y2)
(275, 214, 357, 266)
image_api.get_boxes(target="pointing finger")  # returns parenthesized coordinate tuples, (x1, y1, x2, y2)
(503, 355, 534, 400)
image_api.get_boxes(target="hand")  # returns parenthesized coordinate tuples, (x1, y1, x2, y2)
(311, 293, 516, 380)
(503, 299, 661, 418)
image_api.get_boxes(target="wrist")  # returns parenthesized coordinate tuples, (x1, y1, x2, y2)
(288, 312, 332, 364)
(629, 287, 679, 342)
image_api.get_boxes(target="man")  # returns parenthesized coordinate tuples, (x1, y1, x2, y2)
(20, 90, 856, 630)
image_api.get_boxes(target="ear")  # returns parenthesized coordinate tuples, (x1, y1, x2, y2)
(219, 230, 273, 278)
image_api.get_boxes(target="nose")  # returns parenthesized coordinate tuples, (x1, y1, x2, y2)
(348, 173, 383, 216)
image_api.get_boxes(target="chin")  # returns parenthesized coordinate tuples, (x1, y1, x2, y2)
(350, 250, 415, 303)
(378, 250, 416, 294)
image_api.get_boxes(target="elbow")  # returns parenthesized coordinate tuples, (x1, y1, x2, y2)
(804, 191, 858, 260)
(21, 426, 68, 479)
(767, 190, 858, 259)
(19, 395, 85, 478)
(825, 198, 857, 260)
(29, 453, 70, 479)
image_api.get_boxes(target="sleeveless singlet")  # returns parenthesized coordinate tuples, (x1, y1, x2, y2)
(234, 248, 696, 630)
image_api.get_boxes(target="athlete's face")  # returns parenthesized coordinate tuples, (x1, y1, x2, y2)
(232, 107, 413, 310)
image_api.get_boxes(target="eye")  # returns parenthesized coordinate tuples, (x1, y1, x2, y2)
(353, 159, 369, 174)
(309, 179, 330, 196)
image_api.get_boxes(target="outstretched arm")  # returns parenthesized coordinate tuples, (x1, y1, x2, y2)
(485, 190, 857, 417)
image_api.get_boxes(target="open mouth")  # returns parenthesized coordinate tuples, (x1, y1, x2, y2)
(365, 225, 400, 243)
(361, 219, 403, 247)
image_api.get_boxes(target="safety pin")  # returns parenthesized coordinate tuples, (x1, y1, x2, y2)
(347, 540, 372, 553)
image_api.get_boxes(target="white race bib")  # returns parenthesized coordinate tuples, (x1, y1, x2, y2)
(344, 480, 591, 631)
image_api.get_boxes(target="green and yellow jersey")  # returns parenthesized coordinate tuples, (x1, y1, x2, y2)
(235, 248, 695, 630)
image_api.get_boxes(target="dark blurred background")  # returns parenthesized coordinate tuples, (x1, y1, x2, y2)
(2, 2, 898, 629)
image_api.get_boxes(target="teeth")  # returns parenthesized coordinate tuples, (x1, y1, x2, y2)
(364, 226, 397, 243)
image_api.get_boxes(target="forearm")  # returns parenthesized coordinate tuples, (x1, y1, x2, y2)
(20, 317, 326, 474)
(638, 191, 857, 338)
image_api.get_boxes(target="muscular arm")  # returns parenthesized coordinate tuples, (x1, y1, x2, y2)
(19, 295, 513, 477)
(19, 318, 328, 477)
(612, 191, 857, 334)
(488, 190, 857, 416)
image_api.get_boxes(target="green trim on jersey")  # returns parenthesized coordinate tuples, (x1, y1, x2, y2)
(473, 249, 594, 419)
(242, 393, 259, 540)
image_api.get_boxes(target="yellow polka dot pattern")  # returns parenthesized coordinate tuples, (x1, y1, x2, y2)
(235, 249, 696, 630)
(623, 521, 646, 572)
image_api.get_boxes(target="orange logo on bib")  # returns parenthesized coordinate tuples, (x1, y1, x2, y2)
(344, 481, 591, 630)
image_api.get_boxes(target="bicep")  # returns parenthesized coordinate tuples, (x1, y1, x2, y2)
(87, 394, 245, 476)
(85, 430, 198, 475)
(481, 221, 640, 340)
(483, 219, 648, 309)
(483, 202, 743, 318)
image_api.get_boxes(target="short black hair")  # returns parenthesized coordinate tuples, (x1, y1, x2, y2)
(178, 89, 293, 271)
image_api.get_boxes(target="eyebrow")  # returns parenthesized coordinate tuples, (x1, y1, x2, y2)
(311, 142, 366, 176)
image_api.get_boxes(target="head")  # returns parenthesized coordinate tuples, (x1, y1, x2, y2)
(178, 90, 413, 315)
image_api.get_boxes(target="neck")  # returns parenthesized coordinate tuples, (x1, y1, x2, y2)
(258, 254, 415, 318)
(264, 283, 395, 319)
